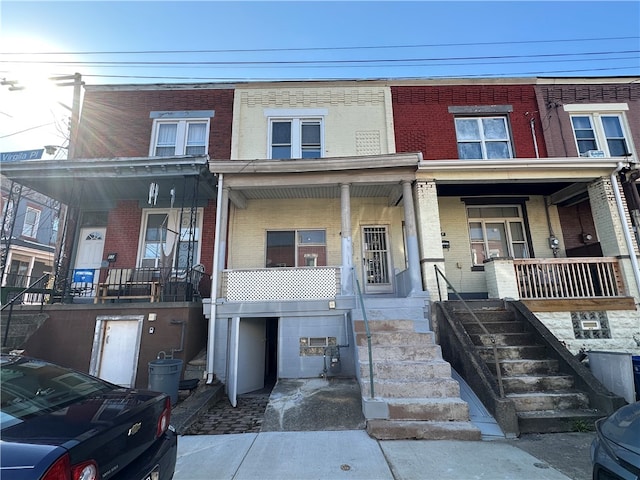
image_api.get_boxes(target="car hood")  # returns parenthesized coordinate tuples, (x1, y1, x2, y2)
(600, 401, 640, 456)
(1, 389, 159, 447)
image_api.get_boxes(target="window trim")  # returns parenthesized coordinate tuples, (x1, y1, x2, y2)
(21, 206, 41, 238)
(137, 208, 203, 269)
(265, 229, 327, 267)
(454, 115, 514, 160)
(148, 114, 212, 157)
(568, 112, 632, 157)
(264, 108, 327, 160)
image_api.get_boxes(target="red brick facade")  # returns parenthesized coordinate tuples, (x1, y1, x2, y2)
(75, 87, 234, 159)
(391, 84, 547, 160)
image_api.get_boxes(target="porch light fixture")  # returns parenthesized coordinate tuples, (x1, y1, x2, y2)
(581, 233, 593, 243)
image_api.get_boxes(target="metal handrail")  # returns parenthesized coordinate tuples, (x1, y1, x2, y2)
(434, 265, 505, 398)
(353, 271, 375, 399)
(2, 273, 51, 348)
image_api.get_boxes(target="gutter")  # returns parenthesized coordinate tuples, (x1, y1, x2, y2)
(610, 162, 640, 301)
(206, 173, 224, 384)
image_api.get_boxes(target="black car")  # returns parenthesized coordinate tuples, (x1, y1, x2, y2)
(591, 401, 640, 480)
(0, 354, 177, 480)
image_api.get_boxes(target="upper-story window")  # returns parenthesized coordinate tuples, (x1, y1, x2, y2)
(564, 103, 632, 157)
(22, 206, 41, 238)
(149, 110, 214, 157)
(265, 109, 327, 159)
(455, 117, 513, 160)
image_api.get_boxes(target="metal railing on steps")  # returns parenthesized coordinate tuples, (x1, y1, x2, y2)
(354, 272, 375, 399)
(434, 265, 505, 398)
(2, 273, 51, 348)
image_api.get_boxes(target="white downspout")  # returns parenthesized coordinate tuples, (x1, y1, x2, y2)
(610, 163, 640, 299)
(206, 173, 224, 384)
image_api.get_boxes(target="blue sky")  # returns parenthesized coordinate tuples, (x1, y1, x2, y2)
(1, 0, 639, 155)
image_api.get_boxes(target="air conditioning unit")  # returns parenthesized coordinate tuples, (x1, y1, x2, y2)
(584, 150, 605, 158)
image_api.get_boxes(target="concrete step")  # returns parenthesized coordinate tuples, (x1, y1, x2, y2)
(455, 310, 515, 323)
(470, 332, 536, 347)
(359, 359, 452, 380)
(477, 345, 548, 361)
(502, 375, 575, 394)
(358, 344, 443, 362)
(517, 409, 604, 434)
(487, 359, 560, 376)
(366, 419, 481, 441)
(386, 398, 471, 422)
(353, 319, 415, 333)
(463, 321, 527, 334)
(356, 330, 435, 346)
(360, 378, 460, 398)
(507, 391, 590, 412)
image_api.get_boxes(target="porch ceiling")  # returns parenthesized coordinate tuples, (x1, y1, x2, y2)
(0, 155, 217, 209)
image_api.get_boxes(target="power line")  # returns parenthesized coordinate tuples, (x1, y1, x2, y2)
(1, 36, 637, 56)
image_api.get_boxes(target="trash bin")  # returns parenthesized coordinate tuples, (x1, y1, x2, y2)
(633, 356, 640, 401)
(148, 358, 183, 405)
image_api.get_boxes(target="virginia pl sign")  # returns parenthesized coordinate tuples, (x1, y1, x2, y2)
(1, 149, 44, 162)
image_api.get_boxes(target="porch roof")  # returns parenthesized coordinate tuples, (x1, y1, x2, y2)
(0, 155, 217, 209)
(417, 156, 638, 204)
(209, 152, 422, 206)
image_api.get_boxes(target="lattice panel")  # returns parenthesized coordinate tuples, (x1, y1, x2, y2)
(223, 268, 340, 302)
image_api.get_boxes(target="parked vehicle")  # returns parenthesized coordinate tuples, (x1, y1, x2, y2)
(591, 401, 640, 480)
(0, 354, 176, 480)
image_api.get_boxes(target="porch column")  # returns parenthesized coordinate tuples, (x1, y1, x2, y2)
(402, 180, 423, 295)
(215, 186, 230, 299)
(414, 180, 446, 299)
(340, 183, 353, 295)
(588, 177, 640, 301)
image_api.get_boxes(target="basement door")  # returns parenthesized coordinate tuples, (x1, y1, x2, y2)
(361, 226, 394, 294)
(227, 317, 267, 407)
(90, 316, 143, 387)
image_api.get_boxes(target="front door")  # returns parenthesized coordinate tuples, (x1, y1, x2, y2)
(75, 227, 106, 295)
(361, 226, 393, 294)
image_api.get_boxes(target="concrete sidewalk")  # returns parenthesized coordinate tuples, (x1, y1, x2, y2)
(174, 430, 575, 480)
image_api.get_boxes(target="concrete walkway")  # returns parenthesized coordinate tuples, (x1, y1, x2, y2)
(174, 430, 573, 480)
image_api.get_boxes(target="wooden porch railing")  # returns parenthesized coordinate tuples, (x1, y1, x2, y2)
(514, 257, 624, 299)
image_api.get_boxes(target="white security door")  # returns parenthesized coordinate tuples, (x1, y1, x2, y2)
(96, 320, 140, 387)
(227, 317, 240, 407)
(361, 226, 394, 294)
(74, 227, 106, 293)
(237, 318, 266, 394)
(227, 317, 267, 407)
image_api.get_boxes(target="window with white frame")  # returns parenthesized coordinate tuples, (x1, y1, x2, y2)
(139, 209, 202, 269)
(149, 110, 214, 157)
(21, 206, 41, 238)
(467, 205, 529, 266)
(455, 117, 513, 160)
(570, 114, 630, 157)
(265, 109, 327, 159)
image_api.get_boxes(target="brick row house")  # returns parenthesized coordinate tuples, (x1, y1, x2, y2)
(2, 76, 638, 438)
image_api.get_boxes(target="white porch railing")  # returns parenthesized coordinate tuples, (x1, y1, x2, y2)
(514, 257, 623, 299)
(221, 267, 341, 302)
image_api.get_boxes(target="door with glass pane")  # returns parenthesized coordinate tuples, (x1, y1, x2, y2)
(361, 226, 393, 294)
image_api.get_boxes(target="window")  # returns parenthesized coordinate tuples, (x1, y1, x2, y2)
(265, 108, 327, 159)
(455, 117, 513, 159)
(467, 205, 529, 265)
(266, 230, 326, 267)
(570, 114, 630, 156)
(139, 209, 202, 269)
(21, 206, 40, 238)
(149, 111, 214, 157)
(1, 197, 14, 238)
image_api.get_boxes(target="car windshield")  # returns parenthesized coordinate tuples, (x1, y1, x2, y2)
(1, 356, 112, 428)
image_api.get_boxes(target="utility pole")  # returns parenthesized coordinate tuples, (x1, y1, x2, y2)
(50, 73, 83, 159)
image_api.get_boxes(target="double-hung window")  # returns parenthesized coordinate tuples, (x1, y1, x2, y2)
(21, 206, 41, 238)
(265, 109, 327, 159)
(467, 205, 529, 266)
(149, 110, 214, 157)
(565, 104, 632, 157)
(266, 230, 326, 267)
(139, 209, 202, 270)
(455, 117, 513, 160)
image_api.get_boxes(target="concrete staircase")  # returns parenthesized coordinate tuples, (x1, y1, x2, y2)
(453, 303, 603, 433)
(353, 297, 480, 440)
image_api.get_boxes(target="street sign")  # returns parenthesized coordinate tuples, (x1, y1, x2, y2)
(1, 149, 44, 162)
